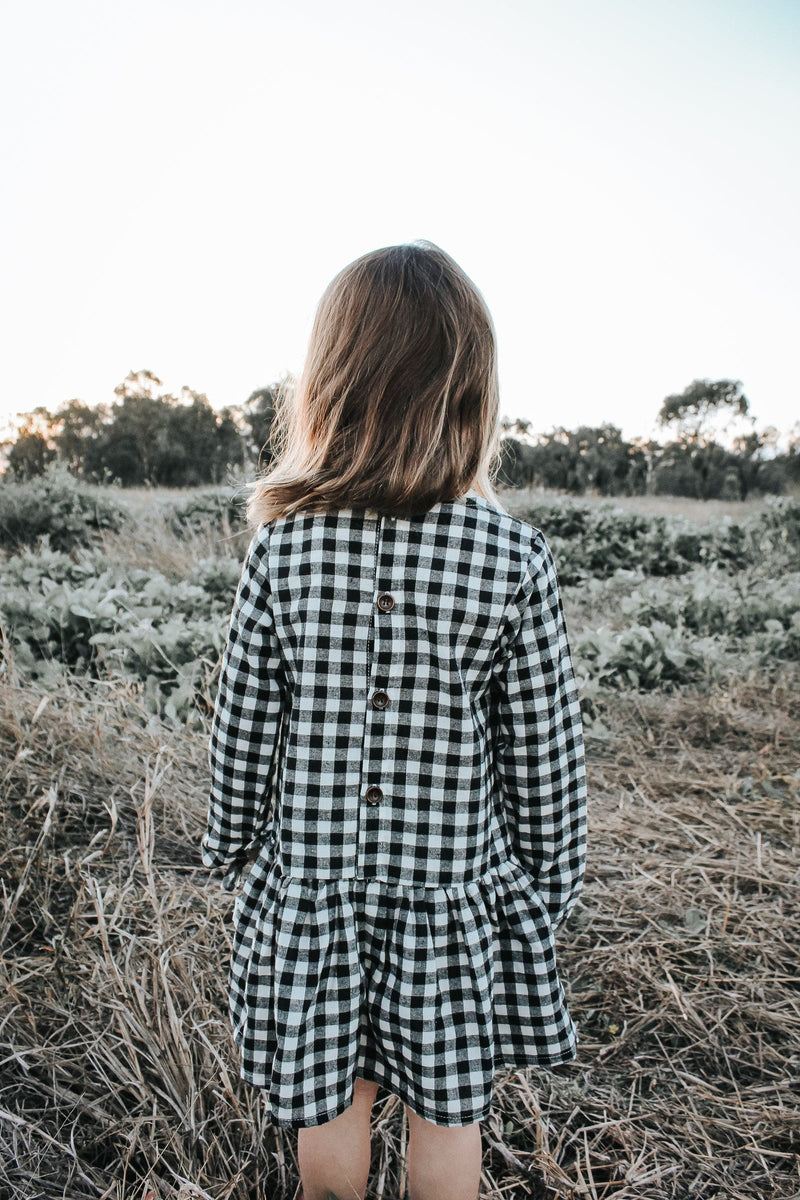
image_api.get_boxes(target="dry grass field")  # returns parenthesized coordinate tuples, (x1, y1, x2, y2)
(0, 486, 798, 1199)
(500, 482, 800, 524)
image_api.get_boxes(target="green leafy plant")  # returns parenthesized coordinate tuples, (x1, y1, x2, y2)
(0, 463, 128, 553)
(165, 489, 248, 535)
(0, 548, 241, 724)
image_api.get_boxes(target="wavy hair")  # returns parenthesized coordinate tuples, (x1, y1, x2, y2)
(246, 241, 505, 525)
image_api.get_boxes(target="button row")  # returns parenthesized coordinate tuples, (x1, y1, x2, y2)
(365, 595, 394, 807)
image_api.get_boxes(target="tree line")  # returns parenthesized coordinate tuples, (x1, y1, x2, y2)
(2, 370, 278, 488)
(2, 370, 798, 500)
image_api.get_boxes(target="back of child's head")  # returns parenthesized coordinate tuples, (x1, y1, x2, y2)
(247, 241, 504, 525)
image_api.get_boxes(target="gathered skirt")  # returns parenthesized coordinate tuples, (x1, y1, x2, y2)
(227, 850, 577, 1128)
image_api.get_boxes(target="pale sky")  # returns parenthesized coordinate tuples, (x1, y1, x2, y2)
(1, 0, 798, 447)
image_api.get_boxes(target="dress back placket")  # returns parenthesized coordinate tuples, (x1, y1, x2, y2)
(357, 513, 388, 876)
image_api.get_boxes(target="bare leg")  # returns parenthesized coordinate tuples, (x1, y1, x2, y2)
(405, 1104, 482, 1200)
(297, 1076, 379, 1200)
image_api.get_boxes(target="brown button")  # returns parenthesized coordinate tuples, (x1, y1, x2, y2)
(365, 785, 383, 805)
(377, 593, 395, 612)
(371, 690, 390, 710)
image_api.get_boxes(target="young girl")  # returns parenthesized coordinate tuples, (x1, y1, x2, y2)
(202, 242, 588, 1200)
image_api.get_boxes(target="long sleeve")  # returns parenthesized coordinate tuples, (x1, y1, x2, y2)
(201, 523, 286, 873)
(491, 533, 587, 930)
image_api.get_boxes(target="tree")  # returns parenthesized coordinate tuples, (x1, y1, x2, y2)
(114, 369, 164, 404)
(4, 408, 57, 479)
(568, 423, 631, 495)
(729, 429, 769, 501)
(108, 370, 168, 484)
(53, 399, 109, 474)
(6, 430, 55, 479)
(657, 378, 750, 445)
(626, 438, 657, 496)
(500, 415, 533, 441)
(215, 408, 247, 477)
(527, 429, 579, 492)
(656, 379, 752, 500)
(651, 438, 731, 499)
(162, 391, 227, 486)
(243, 378, 292, 467)
(497, 436, 537, 488)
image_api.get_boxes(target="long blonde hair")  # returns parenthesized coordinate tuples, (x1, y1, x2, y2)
(246, 241, 505, 525)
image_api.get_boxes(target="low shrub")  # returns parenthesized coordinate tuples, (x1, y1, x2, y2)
(0, 548, 241, 724)
(0, 464, 128, 553)
(620, 570, 800, 650)
(522, 496, 800, 583)
(165, 489, 248, 534)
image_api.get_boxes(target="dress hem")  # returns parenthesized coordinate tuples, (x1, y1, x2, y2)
(239, 1050, 579, 1129)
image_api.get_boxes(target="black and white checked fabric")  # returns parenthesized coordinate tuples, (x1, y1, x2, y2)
(202, 494, 588, 1127)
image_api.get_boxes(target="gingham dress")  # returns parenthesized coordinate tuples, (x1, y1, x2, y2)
(201, 493, 587, 1128)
